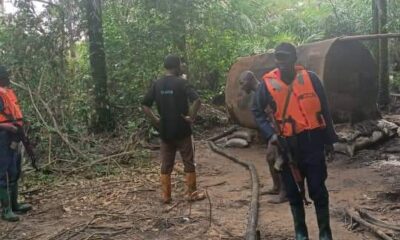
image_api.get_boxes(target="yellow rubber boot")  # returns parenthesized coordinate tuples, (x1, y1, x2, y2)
(185, 172, 205, 201)
(160, 174, 172, 204)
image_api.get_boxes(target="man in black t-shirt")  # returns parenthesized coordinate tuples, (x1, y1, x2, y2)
(142, 55, 204, 204)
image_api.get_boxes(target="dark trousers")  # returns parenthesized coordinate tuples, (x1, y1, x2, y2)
(160, 136, 195, 174)
(0, 131, 21, 187)
(282, 149, 329, 207)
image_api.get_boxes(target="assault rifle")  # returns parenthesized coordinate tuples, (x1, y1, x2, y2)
(265, 105, 311, 205)
(15, 125, 39, 171)
(0, 114, 39, 171)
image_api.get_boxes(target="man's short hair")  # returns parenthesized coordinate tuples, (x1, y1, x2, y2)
(164, 54, 181, 70)
(274, 42, 297, 62)
(0, 65, 9, 80)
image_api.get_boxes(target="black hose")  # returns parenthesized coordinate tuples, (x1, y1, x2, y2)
(208, 141, 260, 240)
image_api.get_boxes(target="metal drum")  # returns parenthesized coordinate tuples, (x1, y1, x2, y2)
(225, 38, 380, 128)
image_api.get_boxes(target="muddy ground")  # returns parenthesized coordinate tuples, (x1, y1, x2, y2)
(1, 133, 400, 240)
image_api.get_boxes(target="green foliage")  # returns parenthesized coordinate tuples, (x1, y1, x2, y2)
(391, 72, 400, 92)
(0, 0, 400, 162)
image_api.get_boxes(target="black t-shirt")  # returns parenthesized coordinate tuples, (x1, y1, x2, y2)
(142, 75, 199, 141)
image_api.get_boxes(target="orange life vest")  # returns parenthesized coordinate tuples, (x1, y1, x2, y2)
(263, 66, 325, 137)
(0, 87, 23, 126)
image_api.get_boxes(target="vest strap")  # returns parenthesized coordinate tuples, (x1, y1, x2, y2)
(280, 83, 294, 134)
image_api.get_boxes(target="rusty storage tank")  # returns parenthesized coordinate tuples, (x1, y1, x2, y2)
(225, 38, 380, 129)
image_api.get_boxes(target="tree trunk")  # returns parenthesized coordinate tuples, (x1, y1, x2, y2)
(67, 1, 77, 59)
(86, 0, 114, 132)
(0, 0, 4, 16)
(376, 0, 390, 106)
(372, 0, 379, 60)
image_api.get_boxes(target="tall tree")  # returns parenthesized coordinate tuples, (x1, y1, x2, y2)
(0, 0, 4, 16)
(375, 0, 389, 107)
(86, 0, 114, 132)
(372, 0, 379, 59)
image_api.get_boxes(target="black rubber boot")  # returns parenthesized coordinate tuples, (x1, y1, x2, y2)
(10, 183, 32, 214)
(290, 204, 309, 240)
(315, 204, 333, 240)
(0, 187, 19, 222)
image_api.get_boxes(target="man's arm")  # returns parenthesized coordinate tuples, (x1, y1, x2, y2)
(189, 98, 201, 120)
(141, 82, 160, 128)
(183, 81, 201, 123)
(251, 81, 276, 140)
(308, 72, 339, 144)
(142, 105, 160, 128)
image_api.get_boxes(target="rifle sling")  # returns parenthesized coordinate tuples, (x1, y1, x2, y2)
(279, 82, 294, 135)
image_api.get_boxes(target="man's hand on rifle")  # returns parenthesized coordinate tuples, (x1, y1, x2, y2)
(269, 134, 279, 145)
(15, 124, 24, 135)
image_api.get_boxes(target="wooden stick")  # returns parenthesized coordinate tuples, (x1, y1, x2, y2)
(65, 217, 97, 240)
(162, 201, 182, 213)
(357, 208, 400, 231)
(12, 81, 92, 161)
(203, 181, 226, 188)
(48, 132, 52, 164)
(344, 208, 393, 240)
(71, 150, 137, 172)
(205, 188, 212, 228)
(37, 94, 92, 161)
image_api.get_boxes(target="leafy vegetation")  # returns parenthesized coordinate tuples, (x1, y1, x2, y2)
(0, 0, 399, 165)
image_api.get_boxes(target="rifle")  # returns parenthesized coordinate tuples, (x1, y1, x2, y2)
(265, 106, 311, 206)
(15, 125, 39, 171)
(0, 114, 39, 171)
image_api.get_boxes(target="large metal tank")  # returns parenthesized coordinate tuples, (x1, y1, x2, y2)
(225, 38, 380, 128)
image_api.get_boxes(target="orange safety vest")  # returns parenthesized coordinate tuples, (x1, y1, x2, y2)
(0, 87, 23, 126)
(263, 66, 325, 137)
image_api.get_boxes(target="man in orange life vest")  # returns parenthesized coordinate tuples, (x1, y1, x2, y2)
(252, 43, 338, 240)
(0, 66, 32, 222)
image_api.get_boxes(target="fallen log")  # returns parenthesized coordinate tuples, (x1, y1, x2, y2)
(206, 126, 238, 142)
(344, 208, 393, 240)
(357, 208, 400, 231)
(334, 120, 399, 156)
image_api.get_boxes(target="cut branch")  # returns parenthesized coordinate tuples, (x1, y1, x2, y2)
(11, 81, 92, 161)
(344, 208, 393, 240)
(357, 208, 400, 231)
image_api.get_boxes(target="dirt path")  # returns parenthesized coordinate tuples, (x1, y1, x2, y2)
(226, 145, 391, 239)
(1, 139, 399, 239)
(0, 142, 251, 240)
